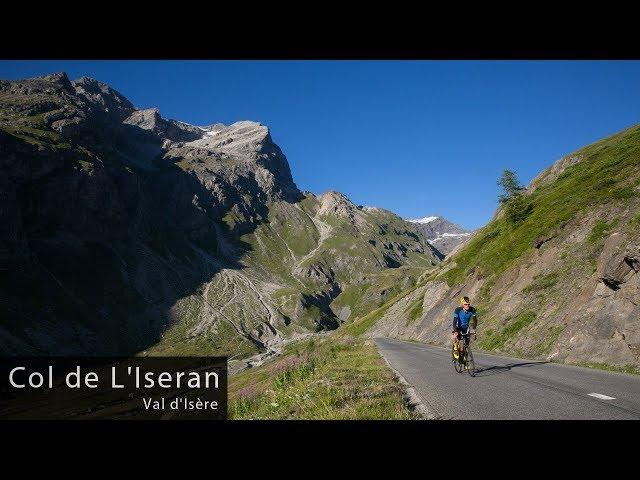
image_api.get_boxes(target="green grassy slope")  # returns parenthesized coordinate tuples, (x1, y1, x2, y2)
(228, 336, 417, 419)
(440, 125, 640, 287)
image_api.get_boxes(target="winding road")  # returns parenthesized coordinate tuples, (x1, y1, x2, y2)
(375, 337, 640, 419)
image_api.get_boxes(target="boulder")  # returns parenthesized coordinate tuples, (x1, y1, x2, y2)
(600, 237, 638, 291)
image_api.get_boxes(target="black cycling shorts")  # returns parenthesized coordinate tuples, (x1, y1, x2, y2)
(455, 329, 471, 346)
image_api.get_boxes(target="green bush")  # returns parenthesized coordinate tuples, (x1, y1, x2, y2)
(504, 194, 534, 224)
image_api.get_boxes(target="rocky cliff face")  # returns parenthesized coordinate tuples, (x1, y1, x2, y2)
(357, 124, 640, 370)
(407, 216, 472, 255)
(0, 72, 441, 358)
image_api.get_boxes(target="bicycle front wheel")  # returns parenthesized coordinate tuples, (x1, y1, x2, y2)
(452, 345, 463, 373)
(467, 349, 475, 376)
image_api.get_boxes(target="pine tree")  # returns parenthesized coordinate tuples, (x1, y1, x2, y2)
(497, 169, 525, 204)
(497, 169, 532, 223)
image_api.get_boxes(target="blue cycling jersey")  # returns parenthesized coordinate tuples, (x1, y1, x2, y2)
(453, 306, 477, 331)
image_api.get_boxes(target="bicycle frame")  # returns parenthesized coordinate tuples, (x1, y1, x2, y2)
(452, 327, 476, 376)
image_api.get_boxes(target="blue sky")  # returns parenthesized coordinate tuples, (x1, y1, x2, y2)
(2, 60, 640, 230)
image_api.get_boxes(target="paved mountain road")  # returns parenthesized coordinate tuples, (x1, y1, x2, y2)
(375, 337, 640, 419)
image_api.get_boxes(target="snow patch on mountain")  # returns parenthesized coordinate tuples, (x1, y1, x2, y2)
(409, 216, 438, 224)
(440, 232, 472, 238)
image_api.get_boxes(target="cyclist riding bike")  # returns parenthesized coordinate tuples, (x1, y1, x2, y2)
(452, 296, 478, 361)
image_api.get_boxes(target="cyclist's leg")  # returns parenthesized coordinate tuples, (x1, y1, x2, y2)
(458, 333, 468, 362)
(452, 330, 461, 360)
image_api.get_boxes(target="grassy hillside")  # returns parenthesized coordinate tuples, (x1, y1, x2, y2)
(440, 124, 640, 287)
(348, 124, 640, 370)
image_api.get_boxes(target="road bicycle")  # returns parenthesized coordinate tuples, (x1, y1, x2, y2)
(452, 328, 476, 377)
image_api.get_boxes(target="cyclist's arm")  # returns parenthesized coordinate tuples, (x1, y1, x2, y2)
(471, 311, 478, 330)
(452, 310, 459, 331)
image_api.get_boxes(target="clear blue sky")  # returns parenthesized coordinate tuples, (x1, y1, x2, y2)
(2, 60, 640, 230)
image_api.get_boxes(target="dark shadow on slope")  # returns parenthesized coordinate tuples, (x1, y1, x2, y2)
(0, 119, 304, 356)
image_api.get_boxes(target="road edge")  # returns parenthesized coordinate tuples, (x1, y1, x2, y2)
(376, 344, 439, 420)
(389, 337, 640, 379)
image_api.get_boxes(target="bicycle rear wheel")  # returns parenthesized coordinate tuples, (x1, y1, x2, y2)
(467, 349, 475, 376)
(452, 345, 463, 373)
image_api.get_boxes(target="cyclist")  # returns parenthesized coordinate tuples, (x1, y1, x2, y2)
(452, 296, 478, 361)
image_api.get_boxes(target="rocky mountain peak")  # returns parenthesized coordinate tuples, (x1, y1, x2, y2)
(408, 215, 472, 255)
(315, 190, 376, 229)
(178, 120, 299, 201)
(318, 191, 355, 216)
(192, 121, 270, 153)
(124, 107, 161, 129)
(72, 75, 135, 121)
(0, 71, 75, 97)
(37, 72, 74, 92)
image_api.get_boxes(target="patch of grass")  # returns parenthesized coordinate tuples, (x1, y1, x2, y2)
(573, 362, 640, 376)
(534, 325, 565, 356)
(344, 303, 392, 336)
(331, 284, 370, 319)
(228, 337, 416, 419)
(480, 311, 537, 351)
(587, 219, 619, 244)
(522, 271, 560, 294)
(404, 297, 423, 325)
(174, 158, 193, 171)
(266, 203, 319, 257)
(626, 212, 640, 233)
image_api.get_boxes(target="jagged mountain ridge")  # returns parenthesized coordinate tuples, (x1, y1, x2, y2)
(407, 215, 472, 255)
(0, 72, 442, 358)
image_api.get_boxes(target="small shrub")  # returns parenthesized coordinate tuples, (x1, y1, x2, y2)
(504, 194, 534, 224)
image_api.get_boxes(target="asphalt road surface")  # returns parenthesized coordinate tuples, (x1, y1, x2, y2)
(375, 337, 640, 419)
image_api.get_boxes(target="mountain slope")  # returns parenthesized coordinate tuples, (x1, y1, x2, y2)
(407, 215, 472, 255)
(352, 124, 640, 370)
(0, 72, 442, 358)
